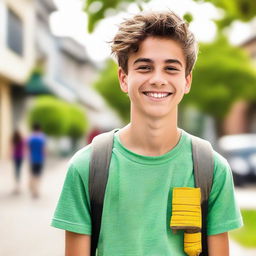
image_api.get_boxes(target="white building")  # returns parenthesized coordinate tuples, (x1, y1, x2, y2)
(0, 0, 35, 159)
(0, 0, 121, 160)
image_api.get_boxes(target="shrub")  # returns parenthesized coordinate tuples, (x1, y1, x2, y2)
(29, 96, 88, 138)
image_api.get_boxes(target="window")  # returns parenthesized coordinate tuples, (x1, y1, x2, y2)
(6, 8, 23, 56)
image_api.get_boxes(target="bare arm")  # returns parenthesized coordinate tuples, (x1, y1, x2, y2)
(65, 231, 91, 256)
(208, 232, 229, 256)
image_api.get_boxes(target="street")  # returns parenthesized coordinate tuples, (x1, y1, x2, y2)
(1, 157, 256, 256)
(0, 157, 67, 256)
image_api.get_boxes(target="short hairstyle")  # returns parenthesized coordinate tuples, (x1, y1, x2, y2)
(111, 11, 198, 76)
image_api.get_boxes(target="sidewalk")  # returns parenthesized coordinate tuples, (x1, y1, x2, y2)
(0, 157, 69, 256)
(0, 158, 256, 255)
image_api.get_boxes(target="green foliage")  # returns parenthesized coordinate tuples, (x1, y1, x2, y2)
(93, 59, 130, 122)
(183, 13, 193, 24)
(84, 0, 150, 32)
(182, 36, 256, 120)
(194, 0, 256, 28)
(29, 96, 69, 136)
(84, 0, 256, 32)
(230, 210, 256, 247)
(67, 105, 89, 138)
(29, 96, 88, 138)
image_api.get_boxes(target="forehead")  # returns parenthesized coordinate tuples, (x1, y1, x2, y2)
(128, 36, 186, 66)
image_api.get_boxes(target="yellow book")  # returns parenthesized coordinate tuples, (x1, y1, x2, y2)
(170, 187, 202, 256)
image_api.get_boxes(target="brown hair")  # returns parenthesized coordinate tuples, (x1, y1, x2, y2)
(111, 11, 198, 76)
(12, 130, 22, 145)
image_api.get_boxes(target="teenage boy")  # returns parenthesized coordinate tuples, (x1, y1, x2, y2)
(51, 11, 243, 256)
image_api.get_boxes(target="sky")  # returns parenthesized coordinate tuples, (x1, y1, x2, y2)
(50, 0, 255, 63)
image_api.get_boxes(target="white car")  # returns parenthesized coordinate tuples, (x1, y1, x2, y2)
(218, 134, 256, 186)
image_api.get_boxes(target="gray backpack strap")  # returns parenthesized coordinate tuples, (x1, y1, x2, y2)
(191, 135, 214, 256)
(89, 129, 117, 256)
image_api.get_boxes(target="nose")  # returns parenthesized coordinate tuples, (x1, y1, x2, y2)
(149, 70, 167, 86)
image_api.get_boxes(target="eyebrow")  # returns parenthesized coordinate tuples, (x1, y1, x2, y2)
(133, 58, 183, 67)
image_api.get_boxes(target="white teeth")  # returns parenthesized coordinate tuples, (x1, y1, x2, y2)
(145, 92, 170, 98)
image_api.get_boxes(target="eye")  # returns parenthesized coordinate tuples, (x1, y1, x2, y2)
(165, 66, 179, 72)
(136, 65, 152, 71)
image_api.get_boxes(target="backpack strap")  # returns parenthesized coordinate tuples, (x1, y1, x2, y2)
(89, 129, 117, 256)
(191, 135, 214, 256)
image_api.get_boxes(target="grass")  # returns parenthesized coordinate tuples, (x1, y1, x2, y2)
(230, 210, 256, 248)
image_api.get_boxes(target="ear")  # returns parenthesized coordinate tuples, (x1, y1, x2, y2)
(118, 67, 128, 93)
(184, 72, 192, 94)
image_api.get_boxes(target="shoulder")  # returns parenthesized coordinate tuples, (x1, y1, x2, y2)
(41, 133, 47, 140)
(213, 150, 229, 169)
(183, 130, 229, 169)
(183, 130, 231, 180)
(67, 143, 93, 177)
(209, 149, 234, 193)
(213, 150, 231, 177)
(27, 135, 36, 142)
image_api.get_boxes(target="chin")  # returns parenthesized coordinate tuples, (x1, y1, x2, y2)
(145, 109, 172, 119)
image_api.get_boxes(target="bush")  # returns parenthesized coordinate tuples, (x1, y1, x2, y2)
(29, 96, 88, 138)
(67, 105, 88, 138)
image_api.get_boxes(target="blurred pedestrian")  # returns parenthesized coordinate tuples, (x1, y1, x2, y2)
(11, 130, 25, 194)
(27, 123, 46, 198)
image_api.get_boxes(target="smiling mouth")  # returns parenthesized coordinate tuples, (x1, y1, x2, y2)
(143, 92, 173, 98)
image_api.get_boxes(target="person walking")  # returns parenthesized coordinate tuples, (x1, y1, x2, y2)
(27, 123, 46, 198)
(11, 130, 25, 194)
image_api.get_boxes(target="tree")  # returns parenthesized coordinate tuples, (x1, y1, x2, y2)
(193, 0, 256, 28)
(29, 96, 70, 136)
(93, 59, 130, 122)
(84, 0, 149, 32)
(84, 0, 256, 32)
(67, 105, 89, 138)
(181, 36, 256, 134)
(29, 96, 88, 138)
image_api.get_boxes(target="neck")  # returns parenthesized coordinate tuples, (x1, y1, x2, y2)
(119, 108, 181, 156)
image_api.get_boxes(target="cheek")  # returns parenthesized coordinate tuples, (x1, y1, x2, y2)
(126, 76, 138, 94)
(176, 78, 188, 92)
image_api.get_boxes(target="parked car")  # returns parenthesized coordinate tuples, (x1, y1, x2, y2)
(218, 134, 256, 186)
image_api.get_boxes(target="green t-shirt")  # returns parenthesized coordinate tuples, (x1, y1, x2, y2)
(51, 129, 243, 255)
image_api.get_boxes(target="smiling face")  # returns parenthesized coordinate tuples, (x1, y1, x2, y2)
(118, 36, 192, 119)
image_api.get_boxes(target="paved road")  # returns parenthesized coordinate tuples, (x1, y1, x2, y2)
(0, 158, 67, 256)
(1, 157, 256, 255)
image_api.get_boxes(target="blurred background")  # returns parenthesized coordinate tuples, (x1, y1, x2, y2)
(0, 0, 256, 255)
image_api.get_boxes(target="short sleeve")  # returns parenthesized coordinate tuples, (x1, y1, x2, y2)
(51, 163, 91, 235)
(207, 153, 243, 235)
